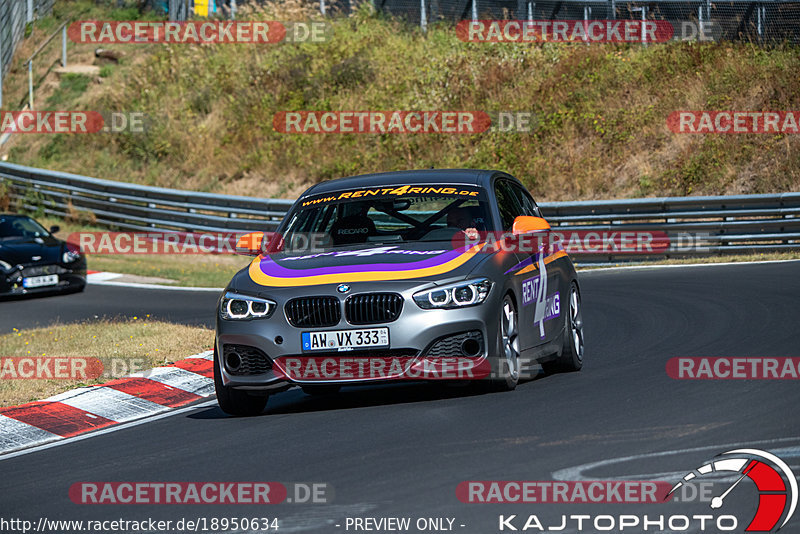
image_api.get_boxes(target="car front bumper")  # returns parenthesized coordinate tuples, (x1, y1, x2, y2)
(0, 262, 87, 297)
(215, 283, 501, 390)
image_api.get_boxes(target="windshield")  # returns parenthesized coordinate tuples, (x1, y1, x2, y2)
(0, 216, 50, 241)
(280, 185, 494, 252)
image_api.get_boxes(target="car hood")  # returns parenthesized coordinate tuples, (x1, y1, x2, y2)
(0, 237, 63, 267)
(233, 241, 490, 290)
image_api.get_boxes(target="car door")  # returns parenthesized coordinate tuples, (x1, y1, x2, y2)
(502, 179, 561, 350)
(494, 178, 538, 351)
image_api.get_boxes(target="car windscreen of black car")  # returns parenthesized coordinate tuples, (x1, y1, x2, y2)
(0, 217, 49, 240)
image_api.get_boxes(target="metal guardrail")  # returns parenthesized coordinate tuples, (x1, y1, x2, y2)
(1, 161, 799, 262)
(0, 161, 294, 233)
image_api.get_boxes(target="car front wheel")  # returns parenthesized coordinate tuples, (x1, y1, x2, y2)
(214, 347, 269, 416)
(492, 294, 520, 391)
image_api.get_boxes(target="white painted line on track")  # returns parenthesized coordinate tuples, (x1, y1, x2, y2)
(87, 272, 123, 282)
(552, 435, 800, 482)
(578, 258, 800, 274)
(88, 279, 224, 292)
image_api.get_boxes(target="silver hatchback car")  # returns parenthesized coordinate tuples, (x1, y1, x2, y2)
(214, 169, 584, 415)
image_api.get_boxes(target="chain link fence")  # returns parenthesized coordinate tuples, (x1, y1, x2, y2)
(0, 0, 54, 107)
(224, 0, 799, 42)
(369, 0, 799, 42)
(0, 0, 54, 80)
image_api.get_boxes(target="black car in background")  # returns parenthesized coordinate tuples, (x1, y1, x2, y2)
(0, 214, 86, 297)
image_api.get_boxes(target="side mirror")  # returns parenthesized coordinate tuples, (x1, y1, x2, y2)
(512, 216, 550, 235)
(49, 225, 60, 234)
(236, 232, 265, 256)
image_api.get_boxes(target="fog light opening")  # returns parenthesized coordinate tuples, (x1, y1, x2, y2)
(461, 338, 481, 357)
(226, 351, 242, 372)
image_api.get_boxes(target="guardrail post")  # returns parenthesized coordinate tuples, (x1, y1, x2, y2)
(28, 61, 34, 110)
(641, 5, 647, 45)
(0, 36, 4, 109)
(61, 25, 67, 68)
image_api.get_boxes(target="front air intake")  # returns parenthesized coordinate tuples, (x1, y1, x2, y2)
(345, 293, 403, 325)
(285, 296, 341, 328)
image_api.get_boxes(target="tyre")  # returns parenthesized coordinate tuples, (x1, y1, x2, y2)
(492, 293, 520, 391)
(213, 347, 268, 416)
(543, 282, 584, 373)
(301, 385, 341, 396)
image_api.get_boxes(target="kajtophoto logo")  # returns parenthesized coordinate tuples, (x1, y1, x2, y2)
(488, 449, 798, 532)
(667, 449, 797, 531)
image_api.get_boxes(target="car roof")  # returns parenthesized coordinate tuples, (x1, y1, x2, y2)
(302, 169, 502, 197)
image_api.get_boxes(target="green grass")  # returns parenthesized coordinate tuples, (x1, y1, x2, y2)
(87, 254, 248, 288)
(45, 73, 91, 108)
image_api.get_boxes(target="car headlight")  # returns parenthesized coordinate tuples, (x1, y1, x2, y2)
(0, 260, 11, 272)
(220, 292, 276, 320)
(413, 278, 493, 309)
(62, 250, 81, 263)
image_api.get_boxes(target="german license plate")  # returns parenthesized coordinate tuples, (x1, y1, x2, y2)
(22, 274, 59, 288)
(302, 328, 389, 351)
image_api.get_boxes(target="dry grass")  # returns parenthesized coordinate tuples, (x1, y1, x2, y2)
(0, 319, 214, 407)
(87, 253, 249, 287)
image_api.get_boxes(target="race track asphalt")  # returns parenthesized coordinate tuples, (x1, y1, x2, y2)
(0, 285, 221, 332)
(1, 261, 799, 533)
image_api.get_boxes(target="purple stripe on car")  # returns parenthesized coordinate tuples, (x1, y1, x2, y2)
(257, 246, 467, 278)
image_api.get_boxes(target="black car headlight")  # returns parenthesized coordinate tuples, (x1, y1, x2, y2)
(413, 278, 493, 309)
(220, 292, 276, 320)
(62, 250, 81, 263)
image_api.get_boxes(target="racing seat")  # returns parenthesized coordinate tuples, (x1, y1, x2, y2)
(330, 215, 377, 246)
(421, 206, 486, 241)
